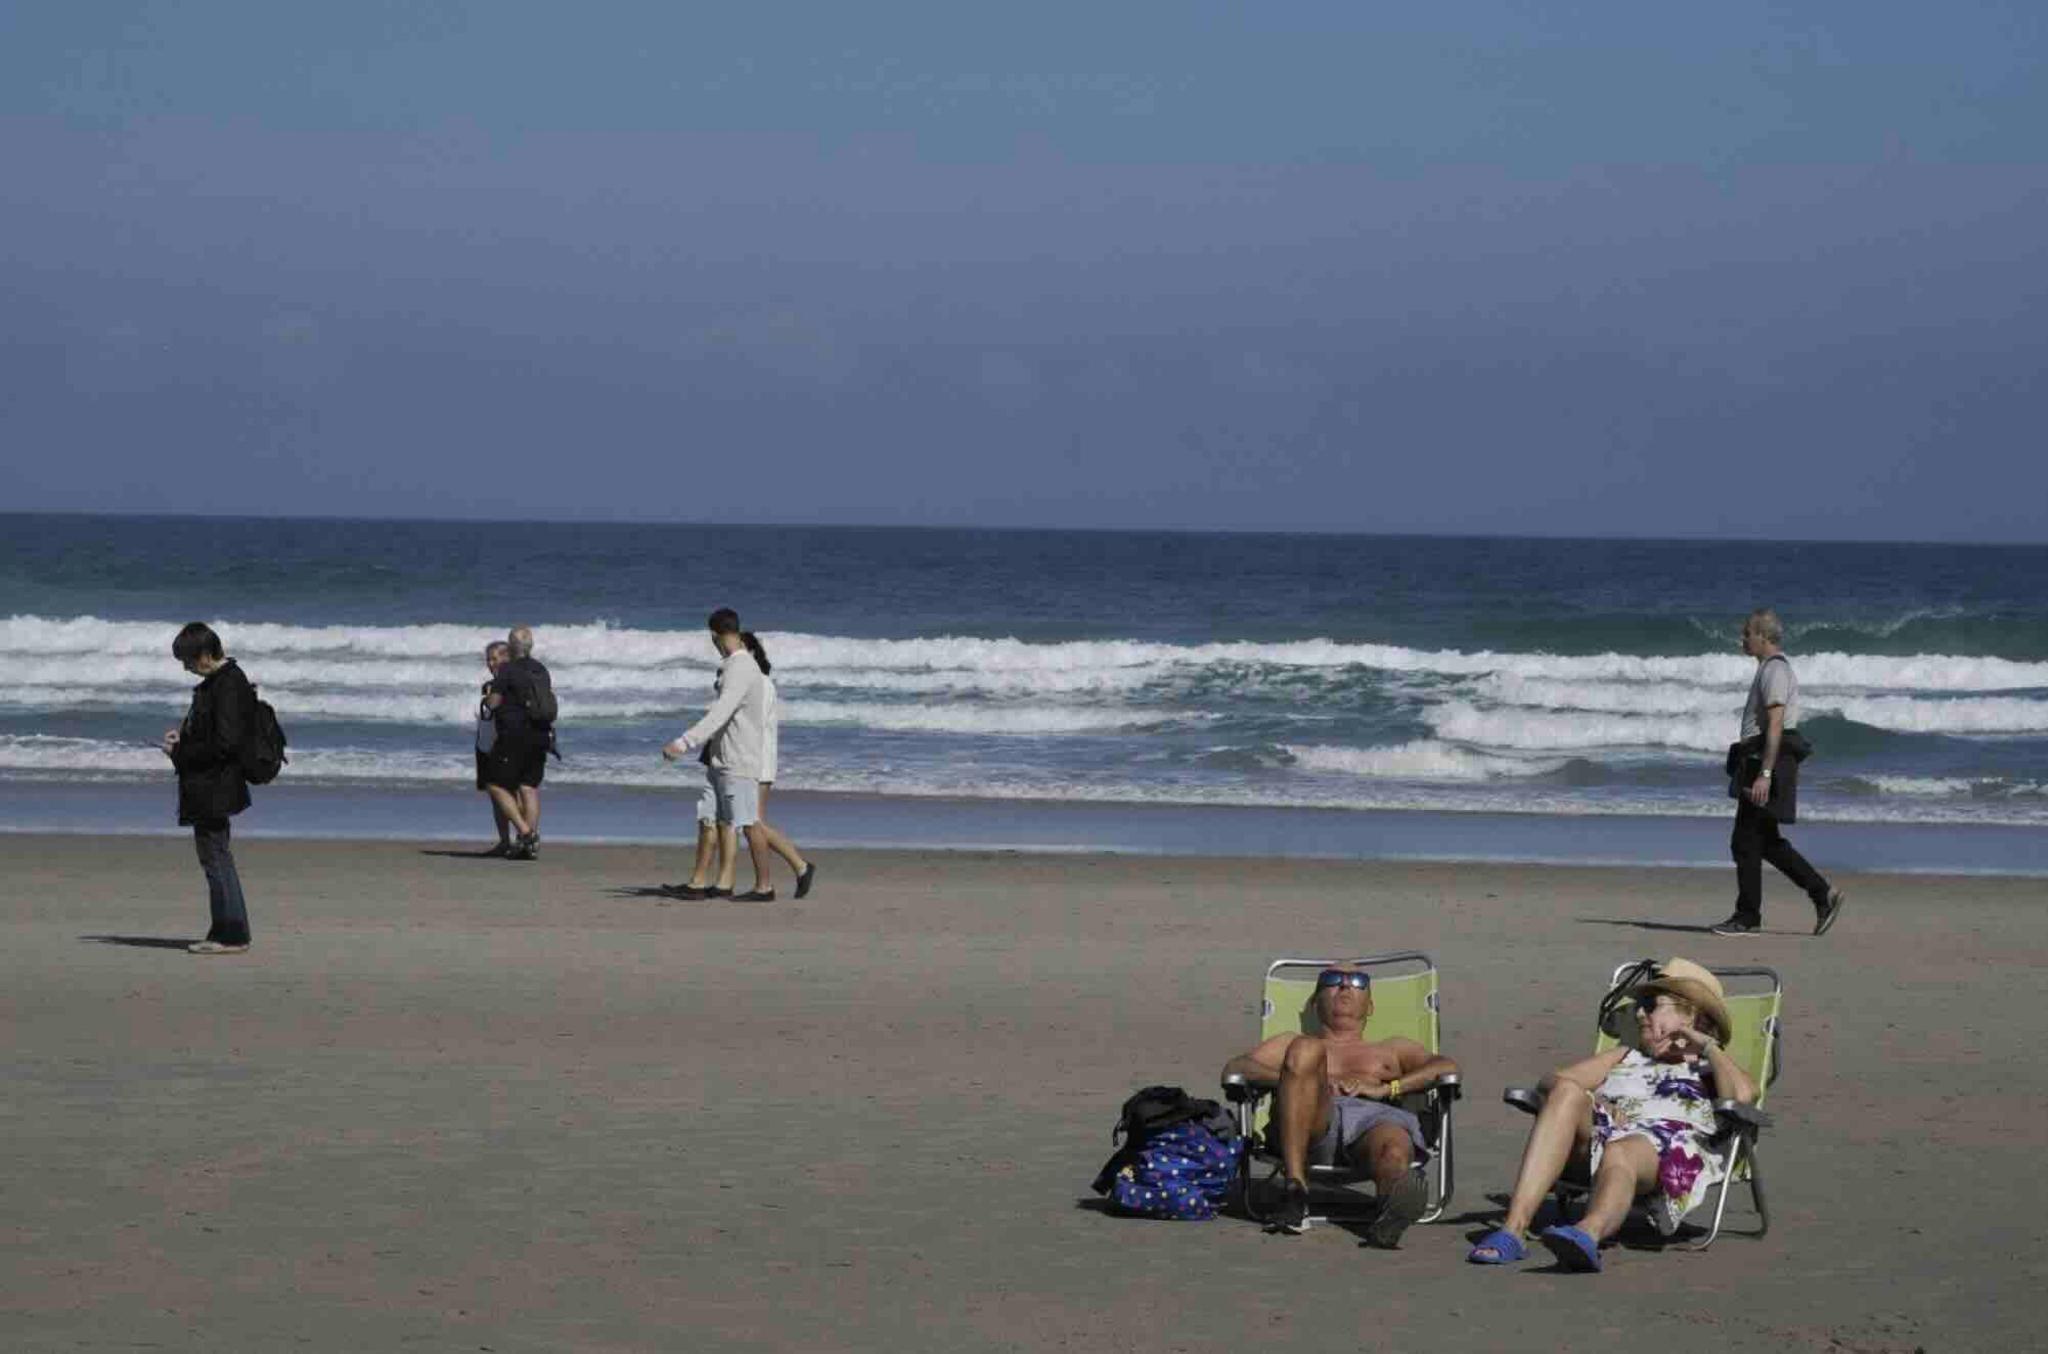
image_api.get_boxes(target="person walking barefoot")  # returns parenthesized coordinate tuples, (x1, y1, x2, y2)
(734, 631, 816, 902)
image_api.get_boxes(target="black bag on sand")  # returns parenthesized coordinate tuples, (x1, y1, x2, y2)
(1089, 1085, 1236, 1196)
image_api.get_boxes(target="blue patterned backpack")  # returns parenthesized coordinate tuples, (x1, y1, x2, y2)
(1090, 1085, 1242, 1220)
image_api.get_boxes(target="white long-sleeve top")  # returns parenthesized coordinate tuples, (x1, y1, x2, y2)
(675, 648, 769, 779)
(760, 673, 780, 784)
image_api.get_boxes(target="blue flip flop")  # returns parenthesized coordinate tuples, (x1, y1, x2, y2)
(1467, 1228, 1528, 1265)
(1538, 1224, 1603, 1272)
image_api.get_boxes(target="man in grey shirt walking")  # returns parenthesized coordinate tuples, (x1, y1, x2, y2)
(1711, 608, 1846, 937)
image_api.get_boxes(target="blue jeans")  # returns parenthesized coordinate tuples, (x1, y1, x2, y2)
(193, 820, 251, 945)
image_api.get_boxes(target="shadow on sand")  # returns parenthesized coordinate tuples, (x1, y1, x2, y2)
(1573, 917, 1723, 934)
(80, 934, 194, 950)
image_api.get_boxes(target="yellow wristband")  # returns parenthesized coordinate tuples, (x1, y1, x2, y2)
(1387, 1078, 1403, 1099)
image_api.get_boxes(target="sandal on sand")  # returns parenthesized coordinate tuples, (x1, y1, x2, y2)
(188, 940, 249, 956)
(1467, 1228, 1527, 1265)
(1538, 1224, 1603, 1272)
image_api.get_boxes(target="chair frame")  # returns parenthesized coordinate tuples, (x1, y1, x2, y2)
(1501, 961, 1780, 1250)
(1222, 951, 1461, 1229)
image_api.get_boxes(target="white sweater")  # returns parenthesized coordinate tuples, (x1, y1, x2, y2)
(760, 674, 780, 784)
(676, 649, 769, 779)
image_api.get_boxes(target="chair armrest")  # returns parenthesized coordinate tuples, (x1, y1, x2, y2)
(1502, 1086, 1544, 1116)
(1713, 1100, 1772, 1132)
(1430, 1072, 1463, 1101)
(1221, 1072, 1276, 1105)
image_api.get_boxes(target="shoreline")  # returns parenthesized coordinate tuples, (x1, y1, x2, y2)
(6, 777, 2047, 876)
(4, 825, 2044, 885)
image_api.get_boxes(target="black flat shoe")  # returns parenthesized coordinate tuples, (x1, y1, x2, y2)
(794, 863, 817, 899)
(732, 889, 777, 902)
(702, 887, 731, 899)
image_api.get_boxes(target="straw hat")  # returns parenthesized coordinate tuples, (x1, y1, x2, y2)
(1632, 957, 1732, 1043)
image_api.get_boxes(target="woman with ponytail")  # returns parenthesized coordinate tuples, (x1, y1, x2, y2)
(739, 631, 816, 901)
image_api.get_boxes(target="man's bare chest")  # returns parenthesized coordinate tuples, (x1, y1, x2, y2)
(1320, 1039, 1402, 1080)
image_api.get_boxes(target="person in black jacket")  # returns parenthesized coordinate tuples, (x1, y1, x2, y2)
(162, 622, 255, 955)
(486, 624, 555, 860)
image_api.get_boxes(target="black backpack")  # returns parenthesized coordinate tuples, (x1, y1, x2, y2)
(1089, 1085, 1235, 1196)
(242, 689, 289, 786)
(522, 663, 559, 725)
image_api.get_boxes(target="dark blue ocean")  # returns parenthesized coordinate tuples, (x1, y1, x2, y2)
(5, 514, 2046, 871)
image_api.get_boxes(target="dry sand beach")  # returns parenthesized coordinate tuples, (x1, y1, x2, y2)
(4, 834, 2042, 1351)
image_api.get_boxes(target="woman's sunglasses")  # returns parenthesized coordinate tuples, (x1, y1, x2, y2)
(1316, 969, 1371, 991)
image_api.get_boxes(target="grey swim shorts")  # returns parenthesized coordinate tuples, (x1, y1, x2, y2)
(1307, 1096, 1429, 1166)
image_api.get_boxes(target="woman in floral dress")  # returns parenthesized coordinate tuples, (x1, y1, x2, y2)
(1468, 958, 1758, 1271)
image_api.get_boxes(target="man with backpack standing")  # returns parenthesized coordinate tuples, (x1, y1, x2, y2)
(488, 624, 557, 860)
(163, 622, 260, 955)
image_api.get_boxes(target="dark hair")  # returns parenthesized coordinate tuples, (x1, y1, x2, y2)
(172, 622, 223, 664)
(741, 630, 771, 675)
(707, 607, 741, 635)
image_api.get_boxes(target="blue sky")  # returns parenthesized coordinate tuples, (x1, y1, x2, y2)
(3, 2, 2044, 539)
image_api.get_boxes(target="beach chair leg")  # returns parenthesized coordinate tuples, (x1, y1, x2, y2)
(1748, 1144, 1770, 1238)
(1421, 1097, 1453, 1224)
(1690, 1137, 1744, 1251)
(1239, 1155, 1268, 1223)
(1232, 1102, 1262, 1220)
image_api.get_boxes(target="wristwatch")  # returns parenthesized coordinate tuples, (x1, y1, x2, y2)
(1759, 769, 1773, 779)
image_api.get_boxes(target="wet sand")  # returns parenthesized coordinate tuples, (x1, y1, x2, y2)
(3, 833, 2040, 1351)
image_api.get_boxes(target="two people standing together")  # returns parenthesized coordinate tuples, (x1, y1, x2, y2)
(475, 625, 558, 859)
(662, 608, 816, 903)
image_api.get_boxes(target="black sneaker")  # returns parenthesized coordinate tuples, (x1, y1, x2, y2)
(1365, 1170, 1428, 1249)
(1271, 1176, 1310, 1235)
(1814, 888, 1846, 936)
(1709, 915, 1760, 937)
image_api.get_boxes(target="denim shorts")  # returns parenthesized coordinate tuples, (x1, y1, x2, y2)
(696, 768, 760, 827)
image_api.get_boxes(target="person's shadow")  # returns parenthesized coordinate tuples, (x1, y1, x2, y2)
(417, 847, 510, 861)
(80, 935, 194, 949)
(602, 885, 686, 901)
(1575, 918, 1719, 934)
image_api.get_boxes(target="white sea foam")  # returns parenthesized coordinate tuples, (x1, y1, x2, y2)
(1473, 676, 2048, 738)
(1856, 775, 2048, 798)
(777, 701, 1185, 735)
(10, 735, 2043, 828)
(1285, 741, 1561, 782)
(1422, 702, 1730, 755)
(10, 614, 2048, 693)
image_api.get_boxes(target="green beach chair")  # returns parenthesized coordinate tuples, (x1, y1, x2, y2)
(1502, 961, 1780, 1250)
(1222, 951, 1461, 1229)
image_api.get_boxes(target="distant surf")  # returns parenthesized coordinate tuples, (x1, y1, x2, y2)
(5, 518, 2046, 846)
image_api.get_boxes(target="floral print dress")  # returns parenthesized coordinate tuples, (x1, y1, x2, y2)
(1589, 1048, 1727, 1235)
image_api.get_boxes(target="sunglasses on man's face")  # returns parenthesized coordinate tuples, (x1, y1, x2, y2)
(1316, 969, 1371, 991)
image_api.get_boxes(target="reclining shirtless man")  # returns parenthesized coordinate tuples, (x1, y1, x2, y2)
(1221, 966, 1460, 1246)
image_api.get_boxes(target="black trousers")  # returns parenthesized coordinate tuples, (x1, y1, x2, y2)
(193, 819, 251, 945)
(1730, 798, 1828, 925)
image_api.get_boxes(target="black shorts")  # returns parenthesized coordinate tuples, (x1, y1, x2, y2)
(483, 734, 547, 790)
